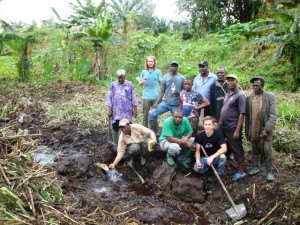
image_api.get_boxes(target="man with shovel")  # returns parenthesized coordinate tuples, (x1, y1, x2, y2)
(108, 119, 157, 169)
(245, 77, 277, 182)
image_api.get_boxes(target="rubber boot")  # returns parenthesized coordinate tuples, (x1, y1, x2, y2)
(166, 153, 175, 166)
(140, 141, 148, 166)
(112, 130, 119, 145)
(249, 154, 260, 176)
(265, 158, 275, 182)
(149, 120, 158, 136)
(177, 149, 193, 169)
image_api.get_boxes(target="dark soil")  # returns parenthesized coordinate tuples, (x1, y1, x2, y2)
(1, 82, 299, 224)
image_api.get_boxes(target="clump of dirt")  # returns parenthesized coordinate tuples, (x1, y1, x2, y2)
(1, 81, 300, 224)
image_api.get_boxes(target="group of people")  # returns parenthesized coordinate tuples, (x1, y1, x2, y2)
(106, 56, 277, 182)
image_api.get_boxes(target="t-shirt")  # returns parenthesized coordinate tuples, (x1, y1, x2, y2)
(180, 90, 203, 118)
(159, 116, 193, 143)
(193, 72, 217, 101)
(220, 87, 246, 129)
(194, 130, 225, 156)
(161, 73, 185, 106)
(140, 69, 162, 100)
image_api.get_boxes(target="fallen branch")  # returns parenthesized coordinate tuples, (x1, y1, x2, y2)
(257, 201, 282, 225)
(0, 133, 42, 141)
(0, 163, 11, 185)
(114, 207, 138, 217)
(27, 187, 36, 218)
(16, 152, 61, 189)
(42, 204, 82, 225)
(252, 183, 256, 199)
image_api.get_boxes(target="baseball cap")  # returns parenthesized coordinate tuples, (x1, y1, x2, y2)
(250, 76, 264, 83)
(226, 74, 239, 81)
(119, 119, 129, 127)
(198, 60, 208, 67)
(170, 61, 179, 66)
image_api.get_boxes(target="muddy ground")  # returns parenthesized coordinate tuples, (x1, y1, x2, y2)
(1, 82, 299, 224)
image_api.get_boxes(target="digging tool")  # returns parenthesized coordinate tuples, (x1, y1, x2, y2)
(129, 164, 145, 184)
(200, 145, 247, 220)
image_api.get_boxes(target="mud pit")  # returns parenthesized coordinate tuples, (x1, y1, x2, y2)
(1, 82, 300, 224)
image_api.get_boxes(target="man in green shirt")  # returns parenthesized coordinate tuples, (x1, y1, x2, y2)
(159, 109, 194, 168)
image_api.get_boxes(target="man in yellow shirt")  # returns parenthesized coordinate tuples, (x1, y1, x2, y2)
(109, 119, 157, 168)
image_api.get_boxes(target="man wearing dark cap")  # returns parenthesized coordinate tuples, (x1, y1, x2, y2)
(219, 74, 247, 181)
(245, 77, 277, 181)
(148, 61, 185, 135)
(193, 60, 217, 117)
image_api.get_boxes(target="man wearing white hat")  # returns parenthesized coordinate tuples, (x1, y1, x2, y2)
(109, 119, 157, 168)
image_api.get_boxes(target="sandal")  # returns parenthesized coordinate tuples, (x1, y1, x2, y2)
(232, 172, 246, 181)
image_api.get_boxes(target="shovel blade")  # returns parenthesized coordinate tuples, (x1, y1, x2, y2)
(226, 203, 247, 220)
(95, 163, 109, 172)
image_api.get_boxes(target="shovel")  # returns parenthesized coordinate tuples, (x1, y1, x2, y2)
(129, 164, 145, 184)
(200, 145, 247, 220)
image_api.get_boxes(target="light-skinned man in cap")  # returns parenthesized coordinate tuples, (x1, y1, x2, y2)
(109, 119, 157, 168)
(245, 76, 277, 181)
(219, 74, 247, 181)
(148, 61, 185, 135)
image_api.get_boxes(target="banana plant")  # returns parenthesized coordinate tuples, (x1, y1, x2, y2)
(0, 24, 38, 81)
(74, 10, 117, 80)
(250, 0, 300, 85)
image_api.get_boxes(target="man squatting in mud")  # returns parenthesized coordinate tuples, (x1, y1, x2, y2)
(109, 119, 157, 169)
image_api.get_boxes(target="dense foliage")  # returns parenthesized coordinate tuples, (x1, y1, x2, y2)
(0, 0, 299, 91)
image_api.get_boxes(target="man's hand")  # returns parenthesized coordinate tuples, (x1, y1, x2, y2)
(206, 156, 214, 166)
(185, 141, 194, 149)
(109, 163, 115, 169)
(260, 130, 268, 139)
(152, 102, 158, 109)
(133, 108, 137, 117)
(196, 162, 204, 169)
(180, 136, 189, 144)
(173, 89, 180, 95)
(108, 108, 113, 118)
(233, 130, 240, 139)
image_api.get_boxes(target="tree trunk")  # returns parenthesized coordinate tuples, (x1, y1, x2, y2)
(93, 49, 101, 80)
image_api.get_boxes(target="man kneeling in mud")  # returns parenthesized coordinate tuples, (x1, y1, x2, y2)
(194, 116, 227, 182)
(159, 109, 194, 169)
(109, 119, 157, 169)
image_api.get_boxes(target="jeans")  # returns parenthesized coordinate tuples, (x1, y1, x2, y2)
(148, 101, 180, 122)
(193, 156, 227, 175)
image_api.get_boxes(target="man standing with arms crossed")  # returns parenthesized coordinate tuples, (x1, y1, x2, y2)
(219, 74, 247, 181)
(245, 77, 277, 181)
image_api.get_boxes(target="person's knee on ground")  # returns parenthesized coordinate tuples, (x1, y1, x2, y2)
(165, 142, 181, 166)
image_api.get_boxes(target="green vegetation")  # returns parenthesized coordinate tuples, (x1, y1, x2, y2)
(0, 1, 299, 222)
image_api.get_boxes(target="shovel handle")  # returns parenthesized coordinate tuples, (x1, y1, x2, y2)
(200, 145, 237, 209)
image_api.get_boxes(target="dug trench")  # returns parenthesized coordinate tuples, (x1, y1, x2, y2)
(33, 123, 299, 224)
(1, 82, 299, 224)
